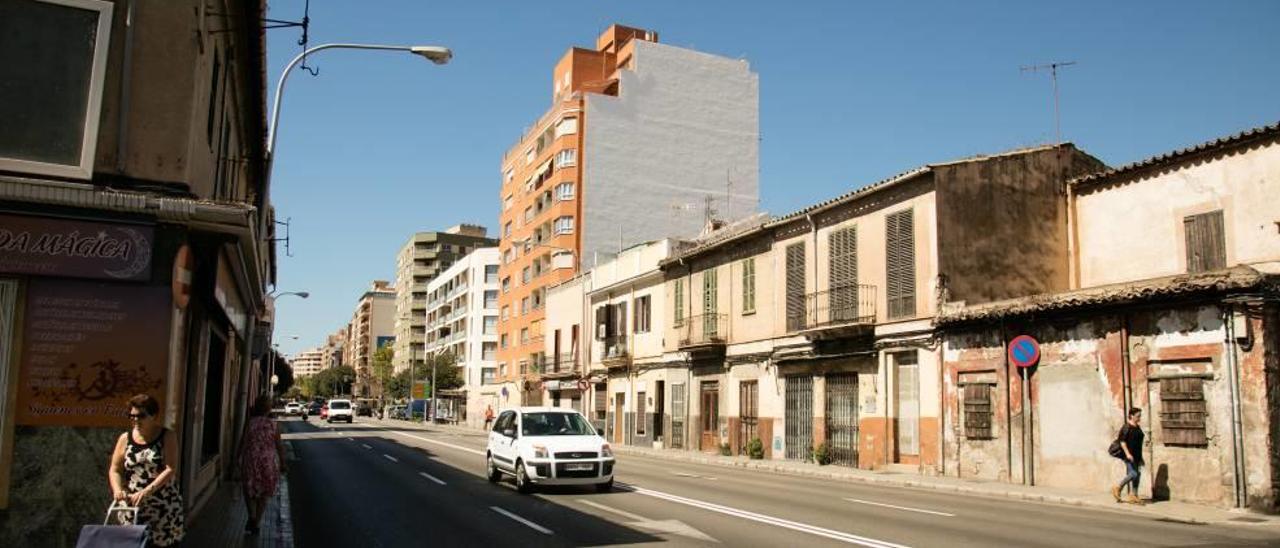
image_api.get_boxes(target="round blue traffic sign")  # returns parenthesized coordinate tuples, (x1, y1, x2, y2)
(1008, 335, 1040, 368)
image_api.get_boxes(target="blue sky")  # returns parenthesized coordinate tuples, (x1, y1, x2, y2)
(266, 0, 1280, 356)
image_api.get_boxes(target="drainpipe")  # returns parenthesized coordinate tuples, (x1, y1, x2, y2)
(1120, 314, 1133, 415)
(937, 341, 945, 476)
(1224, 306, 1248, 508)
(1000, 319, 1014, 482)
(883, 350, 891, 468)
(115, 0, 136, 173)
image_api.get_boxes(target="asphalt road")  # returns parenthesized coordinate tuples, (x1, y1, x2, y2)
(282, 417, 1280, 547)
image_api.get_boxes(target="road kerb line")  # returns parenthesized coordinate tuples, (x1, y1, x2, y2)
(490, 506, 553, 535)
(419, 471, 447, 485)
(576, 499, 648, 522)
(844, 498, 955, 517)
(622, 483, 911, 548)
(384, 454, 399, 463)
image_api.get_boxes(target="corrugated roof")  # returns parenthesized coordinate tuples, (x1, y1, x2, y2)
(937, 265, 1278, 325)
(1070, 121, 1280, 189)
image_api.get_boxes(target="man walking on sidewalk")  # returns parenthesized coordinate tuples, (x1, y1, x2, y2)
(1111, 407, 1145, 504)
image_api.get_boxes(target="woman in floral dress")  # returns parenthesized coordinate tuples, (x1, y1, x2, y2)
(239, 395, 287, 534)
(109, 394, 185, 546)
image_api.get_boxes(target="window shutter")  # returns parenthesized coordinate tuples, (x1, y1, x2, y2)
(886, 210, 915, 319)
(1184, 210, 1226, 273)
(595, 306, 607, 340)
(617, 301, 627, 336)
(674, 280, 684, 326)
(829, 227, 858, 322)
(786, 243, 806, 331)
(703, 269, 718, 316)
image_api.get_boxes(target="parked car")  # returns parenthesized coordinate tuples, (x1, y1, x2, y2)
(308, 402, 323, 416)
(356, 403, 373, 417)
(284, 403, 302, 416)
(326, 399, 354, 423)
(485, 407, 614, 494)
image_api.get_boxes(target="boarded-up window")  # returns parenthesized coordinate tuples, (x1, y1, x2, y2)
(963, 384, 993, 440)
(829, 226, 858, 322)
(886, 209, 915, 319)
(1160, 377, 1208, 447)
(786, 243, 806, 331)
(1184, 210, 1225, 273)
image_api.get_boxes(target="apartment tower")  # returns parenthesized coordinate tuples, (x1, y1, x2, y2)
(348, 280, 396, 396)
(392, 225, 498, 374)
(496, 25, 760, 406)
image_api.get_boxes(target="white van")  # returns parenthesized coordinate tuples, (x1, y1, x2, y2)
(326, 399, 354, 423)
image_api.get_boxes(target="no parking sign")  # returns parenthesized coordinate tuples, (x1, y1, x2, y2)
(1008, 335, 1040, 368)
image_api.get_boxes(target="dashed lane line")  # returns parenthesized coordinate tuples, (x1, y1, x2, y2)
(843, 498, 955, 517)
(384, 454, 399, 463)
(419, 472, 447, 485)
(361, 444, 372, 450)
(490, 506, 553, 535)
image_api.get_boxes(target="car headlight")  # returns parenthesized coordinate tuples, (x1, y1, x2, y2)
(601, 443, 613, 458)
(532, 444, 549, 459)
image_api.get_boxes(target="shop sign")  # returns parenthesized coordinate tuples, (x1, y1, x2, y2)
(0, 214, 153, 281)
(16, 279, 171, 427)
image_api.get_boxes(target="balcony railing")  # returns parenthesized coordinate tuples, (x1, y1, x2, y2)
(787, 284, 877, 333)
(542, 352, 578, 378)
(679, 314, 728, 348)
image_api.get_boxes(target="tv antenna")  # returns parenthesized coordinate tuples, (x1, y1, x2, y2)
(272, 217, 294, 257)
(1020, 61, 1076, 145)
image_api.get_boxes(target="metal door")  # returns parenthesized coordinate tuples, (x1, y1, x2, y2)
(739, 380, 759, 454)
(785, 376, 814, 460)
(700, 382, 719, 451)
(670, 383, 687, 449)
(825, 374, 859, 467)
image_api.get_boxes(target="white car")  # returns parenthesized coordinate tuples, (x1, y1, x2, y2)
(326, 399, 354, 423)
(486, 407, 615, 494)
(284, 403, 301, 416)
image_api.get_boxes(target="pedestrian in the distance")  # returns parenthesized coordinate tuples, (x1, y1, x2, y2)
(1110, 407, 1145, 504)
(484, 404, 495, 431)
(108, 394, 185, 546)
(238, 395, 287, 535)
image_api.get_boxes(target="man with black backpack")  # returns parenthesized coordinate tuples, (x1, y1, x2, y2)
(1109, 407, 1145, 504)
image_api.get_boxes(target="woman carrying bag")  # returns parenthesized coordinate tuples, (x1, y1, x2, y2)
(106, 394, 185, 546)
(1109, 407, 1145, 504)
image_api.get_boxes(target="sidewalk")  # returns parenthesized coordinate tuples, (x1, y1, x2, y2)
(186, 470, 294, 547)
(411, 419, 1280, 528)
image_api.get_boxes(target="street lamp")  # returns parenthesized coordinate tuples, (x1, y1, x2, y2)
(266, 291, 308, 396)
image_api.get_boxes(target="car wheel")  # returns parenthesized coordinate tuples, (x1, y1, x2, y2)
(595, 478, 614, 493)
(486, 456, 502, 483)
(515, 460, 533, 494)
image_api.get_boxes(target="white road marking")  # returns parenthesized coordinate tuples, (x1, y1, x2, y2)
(419, 471, 447, 485)
(576, 499, 648, 521)
(346, 423, 485, 456)
(347, 437, 354, 441)
(490, 506, 553, 535)
(622, 483, 912, 548)
(361, 444, 372, 450)
(844, 498, 955, 517)
(384, 454, 399, 463)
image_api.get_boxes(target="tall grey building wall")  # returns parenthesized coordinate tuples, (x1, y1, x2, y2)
(583, 40, 759, 264)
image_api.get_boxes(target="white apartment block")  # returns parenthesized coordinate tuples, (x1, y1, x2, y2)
(424, 248, 500, 427)
(291, 347, 327, 378)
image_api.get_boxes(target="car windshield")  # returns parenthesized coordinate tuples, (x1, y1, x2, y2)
(521, 412, 595, 436)
(329, 401, 351, 410)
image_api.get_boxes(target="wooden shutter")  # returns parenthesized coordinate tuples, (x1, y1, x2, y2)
(786, 243, 806, 331)
(829, 226, 858, 322)
(963, 384, 993, 440)
(1160, 377, 1208, 447)
(674, 280, 684, 326)
(742, 258, 755, 313)
(617, 301, 627, 336)
(886, 209, 916, 319)
(703, 269, 718, 316)
(1184, 210, 1226, 273)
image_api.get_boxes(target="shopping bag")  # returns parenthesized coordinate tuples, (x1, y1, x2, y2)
(75, 500, 149, 548)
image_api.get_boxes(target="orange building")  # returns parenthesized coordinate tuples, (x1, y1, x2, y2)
(495, 24, 760, 407)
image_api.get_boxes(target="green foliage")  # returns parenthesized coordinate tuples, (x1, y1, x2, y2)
(719, 442, 732, 456)
(372, 346, 395, 397)
(273, 355, 294, 395)
(283, 386, 304, 401)
(746, 437, 765, 459)
(811, 442, 831, 465)
(386, 368, 412, 401)
(431, 351, 464, 391)
(308, 365, 356, 398)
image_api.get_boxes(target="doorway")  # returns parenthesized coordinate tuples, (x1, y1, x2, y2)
(825, 373, 859, 467)
(613, 393, 625, 444)
(895, 351, 920, 461)
(785, 376, 814, 460)
(700, 381, 719, 452)
(653, 380, 665, 443)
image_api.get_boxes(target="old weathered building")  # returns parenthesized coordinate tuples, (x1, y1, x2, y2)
(938, 123, 1280, 511)
(0, 0, 274, 543)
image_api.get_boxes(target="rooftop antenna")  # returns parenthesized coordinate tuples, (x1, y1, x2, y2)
(703, 194, 718, 226)
(1020, 61, 1076, 146)
(724, 167, 733, 222)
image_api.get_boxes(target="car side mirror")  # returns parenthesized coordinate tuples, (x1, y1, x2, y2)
(503, 428, 516, 438)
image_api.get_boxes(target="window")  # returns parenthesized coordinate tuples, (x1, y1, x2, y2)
(634, 295, 652, 333)
(523, 207, 534, 224)
(485, 265, 499, 283)
(742, 258, 756, 314)
(503, 222, 512, 238)
(674, 279, 685, 326)
(501, 305, 510, 321)
(500, 334, 509, 349)
(499, 362, 508, 377)
(786, 243, 806, 331)
(829, 226, 860, 322)
(1160, 377, 1208, 447)
(501, 277, 511, 294)
(481, 367, 496, 385)
(554, 216, 575, 235)
(483, 316, 497, 335)
(556, 117, 579, 137)
(886, 209, 916, 319)
(595, 383, 608, 420)
(636, 392, 647, 436)
(482, 342, 497, 361)
(520, 328, 529, 345)
(484, 290, 498, 309)
(522, 267, 531, 284)
(962, 383, 993, 440)
(1184, 210, 1226, 273)
(504, 170, 514, 184)
(556, 149, 577, 168)
(525, 147, 535, 165)
(0, 0, 115, 179)
(555, 182, 575, 201)
(521, 297, 530, 315)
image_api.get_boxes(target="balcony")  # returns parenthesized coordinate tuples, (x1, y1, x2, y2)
(679, 314, 728, 353)
(599, 336, 631, 369)
(541, 352, 579, 380)
(787, 284, 877, 340)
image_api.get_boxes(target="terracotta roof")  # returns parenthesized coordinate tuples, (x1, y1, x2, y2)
(1070, 121, 1280, 190)
(937, 265, 1279, 325)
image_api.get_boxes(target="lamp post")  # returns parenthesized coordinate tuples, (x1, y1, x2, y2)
(266, 291, 309, 397)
